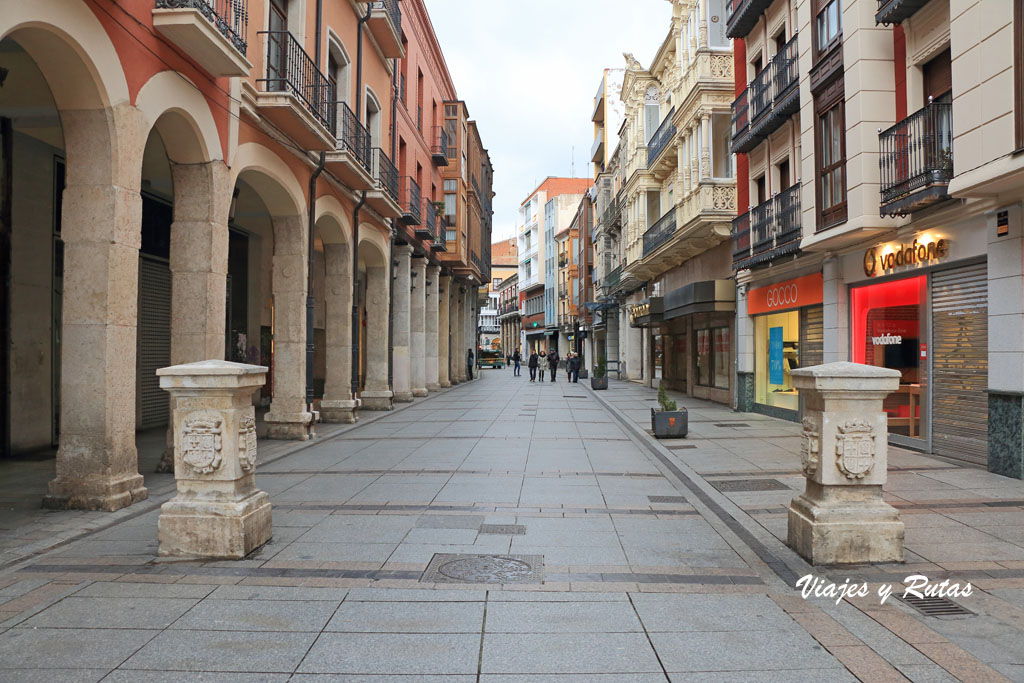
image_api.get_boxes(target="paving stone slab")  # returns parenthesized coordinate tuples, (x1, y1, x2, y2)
(345, 588, 487, 602)
(74, 582, 217, 599)
(414, 515, 486, 529)
(0, 627, 159, 669)
(121, 630, 316, 673)
(326, 600, 485, 633)
(481, 632, 663, 674)
(0, 669, 110, 683)
(20, 596, 200, 630)
(172, 598, 339, 632)
(650, 629, 841, 673)
(297, 632, 480, 675)
(484, 601, 644, 633)
(207, 585, 348, 601)
(102, 673, 290, 683)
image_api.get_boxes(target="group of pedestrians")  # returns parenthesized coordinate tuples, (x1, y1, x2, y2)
(504, 348, 581, 383)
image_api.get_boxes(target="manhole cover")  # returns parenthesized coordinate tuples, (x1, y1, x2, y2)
(899, 594, 974, 617)
(421, 553, 544, 584)
(711, 478, 790, 492)
(415, 515, 485, 529)
(479, 524, 526, 535)
(714, 423, 751, 428)
(648, 495, 688, 504)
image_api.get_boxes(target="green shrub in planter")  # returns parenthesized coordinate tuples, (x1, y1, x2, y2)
(591, 357, 608, 390)
(651, 381, 687, 438)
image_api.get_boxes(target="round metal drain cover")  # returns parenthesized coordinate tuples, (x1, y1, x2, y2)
(438, 555, 534, 582)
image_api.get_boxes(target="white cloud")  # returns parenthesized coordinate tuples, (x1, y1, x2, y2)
(423, 0, 674, 241)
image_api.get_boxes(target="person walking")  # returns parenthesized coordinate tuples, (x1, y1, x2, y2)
(512, 349, 522, 377)
(467, 348, 474, 381)
(538, 349, 546, 382)
(528, 350, 539, 382)
(569, 353, 580, 383)
(547, 349, 559, 383)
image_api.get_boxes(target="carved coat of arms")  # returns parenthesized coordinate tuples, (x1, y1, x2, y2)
(835, 419, 876, 479)
(239, 415, 257, 473)
(800, 418, 820, 476)
(181, 413, 223, 474)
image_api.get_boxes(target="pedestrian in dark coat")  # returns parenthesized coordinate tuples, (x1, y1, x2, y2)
(512, 350, 522, 377)
(547, 350, 559, 382)
(528, 351, 539, 382)
(467, 348, 474, 381)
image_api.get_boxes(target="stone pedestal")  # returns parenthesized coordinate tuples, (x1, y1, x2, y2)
(788, 362, 904, 565)
(157, 360, 271, 559)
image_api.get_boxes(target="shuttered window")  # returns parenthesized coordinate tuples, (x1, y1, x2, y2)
(932, 264, 989, 465)
(138, 256, 171, 430)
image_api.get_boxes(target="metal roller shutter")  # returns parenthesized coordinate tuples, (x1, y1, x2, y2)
(138, 256, 171, 430)
(932, 263, 988, 465)
(799, 304, 824, 368)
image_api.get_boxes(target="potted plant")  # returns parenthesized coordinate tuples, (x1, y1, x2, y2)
(590, 357, 608, 390)
(651, 382, 687, 438)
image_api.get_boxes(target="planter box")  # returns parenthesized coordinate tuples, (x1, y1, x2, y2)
(651, 407, 687, 438)
(579, 369, 589, 379)
(591, 376, 608, 390)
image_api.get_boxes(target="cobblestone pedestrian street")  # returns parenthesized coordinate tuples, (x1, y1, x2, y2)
(3, 370, 1024, 680)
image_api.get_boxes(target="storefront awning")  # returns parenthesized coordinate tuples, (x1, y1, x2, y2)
(664, 280, 736, 320)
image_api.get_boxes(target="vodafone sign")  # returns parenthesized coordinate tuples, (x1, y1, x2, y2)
(748, 273, 823, 315)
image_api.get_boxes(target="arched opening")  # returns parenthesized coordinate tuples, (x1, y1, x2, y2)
(328, 37, 351, 108)
(357, 234, 391, 410)
(365, 89, 382, 148)
(313, 207, 356, 422)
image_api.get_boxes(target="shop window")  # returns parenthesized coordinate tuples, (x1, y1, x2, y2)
(696, 327, 730, 390)
(851, 276, 927, 440)
(754, 311, 800, 411)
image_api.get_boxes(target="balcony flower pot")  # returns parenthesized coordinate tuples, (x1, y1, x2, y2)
(651, 382, 687, 438)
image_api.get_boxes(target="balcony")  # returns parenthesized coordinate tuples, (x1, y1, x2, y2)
(732, 34, 799, 154)
(366, 0, 403, 58)
(558, 255, 568, 268)
(732, 184, 802, 270)
(325, 102, 373, 189)
(431, 126, 449, 166)
(399, 177, 421, 225)
(366, 148, 401, 218)
(431, 223, 447, 252)
(255, 30, 335, 150)
(878, 100, 953, 217)
(603, 264, 621, 291)
(558, 283, 568, 299)
(875, 0, 931, 25)
(592, 81, 605, 123)
(591, 132, 604, 164)
(416, 199, 436, 240)
(642, 209, 677, 258)
(647, 107, 677, 171)
(726, 0, 773, 39)
(153, 0, 250, 77)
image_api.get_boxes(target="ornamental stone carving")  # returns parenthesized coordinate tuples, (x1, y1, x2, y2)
(181, 412, 223, 474)
(835, 418, 876, 479)
(239, 415, 257, 473)
(709, 54, 733, 79)
(712, 186, 736, 211)
(800, 418, 820, 476)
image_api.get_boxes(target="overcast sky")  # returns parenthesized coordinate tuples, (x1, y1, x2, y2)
(423, 0, 674, 243)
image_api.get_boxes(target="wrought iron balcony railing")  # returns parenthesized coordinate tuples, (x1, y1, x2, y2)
(726, 0, 773, 39)
(399, 176, 421, 225)
(372, 148, 399, 203)
(431, 126, 449, 165)
(418, 199, 436, 239)
(732, 183, 802, 270)
(642, 208, 677, 258)
(258, 30, 334, 132)
(431, 226, 447, 251)
(647, 107, 677, 168)
(878, 99, 953, 217)
(334, 102, 371, 172)
(155, 0, 248, 55)
(603, 264, 621, 290)
(876, 0, 931, 25)
(732, 34, 799, 154)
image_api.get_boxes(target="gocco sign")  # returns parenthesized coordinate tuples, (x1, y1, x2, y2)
(747, 273, 823, 315)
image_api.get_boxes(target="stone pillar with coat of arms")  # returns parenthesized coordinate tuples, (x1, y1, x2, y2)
(787, 362, 904, 564)
(156, 360, 272, 559)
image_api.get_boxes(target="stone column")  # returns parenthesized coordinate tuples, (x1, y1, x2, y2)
(45, 105, 148, 512)
(360, 262, 393, 410)
(410, 257, 427, 397)
(438, 274, 452, 387)
(734, 281, 755, 413)
(391, 245, 413, 402)
(822, 255, 848, 364)
(320, 242, 358, 423)
(425, 264, 440, 391)
(264, 215, 314, 440)
(453, 284, 465, 383)
(700, 113, 711, 179)
(788, 362, 904, 565)
(157, 360, 271, 559)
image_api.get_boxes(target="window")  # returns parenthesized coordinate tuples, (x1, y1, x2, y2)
(492, 278, 501, 289)
(444, 179, 456, 227)
(646, 190, 661, 228)
(711, 113, 734, 178)
(644, 102, 661, 144)
(365, 90, 381, 148)
(815, 0, 842, 57)
(328, 41, 350, 106)
(816, 99, 847, 228)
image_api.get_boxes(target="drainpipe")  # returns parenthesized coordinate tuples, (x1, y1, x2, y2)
(349, 5, 372, 400)
(306, 152, 325, 409)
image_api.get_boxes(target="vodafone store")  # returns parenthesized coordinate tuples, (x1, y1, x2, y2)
(747, 273, 824, 419)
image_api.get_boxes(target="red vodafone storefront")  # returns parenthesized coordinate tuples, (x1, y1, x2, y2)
(746, 273, 824, 420)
